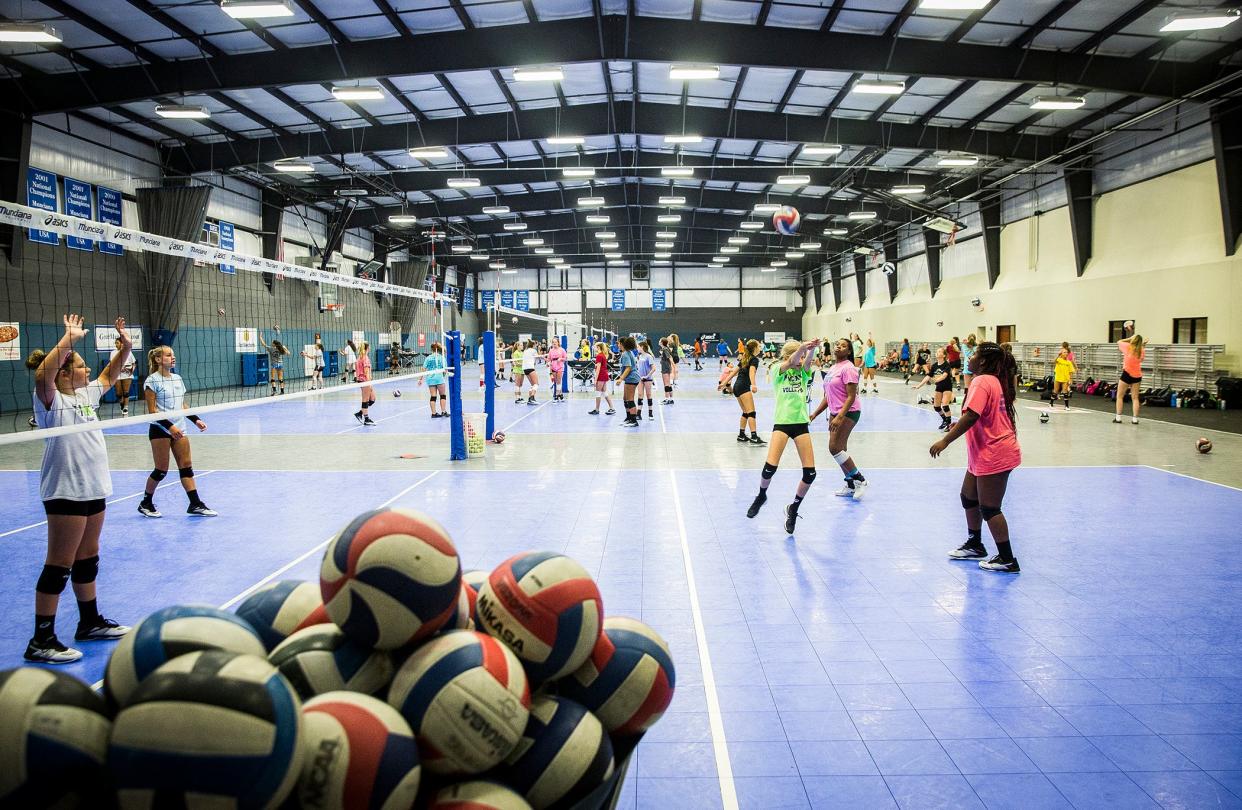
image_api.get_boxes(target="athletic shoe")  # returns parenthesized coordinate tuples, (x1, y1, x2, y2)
(784, 504, 799, 534)
(1113, 416, 1122, 423)
(588, 409, 600, 415)
(354, 411, 364, 424)
(746, 491, 767, 519)
(851, 480, 869, 501)
(363, 417, 376, 427)
(749, 434, 766, 445)
(605, 409, 616, 415)
(948, 541, 987, 559)
(527, 399, 537, 406)
(1131, 418, 1139, 425)
(623, 419, 639, 428)
(835, 483, 855, 497)
(648, 411, 654, 418)
(24, 636, 82, 664)
(28, 416, 37, 429)
(737, 433, 750, 443)
(75, 616, 129, 641)
(979, 555, 1020, 573)
(120, 407, 129, 416)
(514, 397, 523, 404)
(187, 503, 218, 517)
(137, 502, 161, 518)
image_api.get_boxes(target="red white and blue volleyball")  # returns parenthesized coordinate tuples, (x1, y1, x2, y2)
(559, 616, 676, 735)
(236, 579, 330, 651)
(772, 205, 801, 235)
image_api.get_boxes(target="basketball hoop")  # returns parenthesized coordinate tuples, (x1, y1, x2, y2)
(325, 303, 344, 319)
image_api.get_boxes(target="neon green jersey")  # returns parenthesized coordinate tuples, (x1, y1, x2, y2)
(772, 367, 813, 424)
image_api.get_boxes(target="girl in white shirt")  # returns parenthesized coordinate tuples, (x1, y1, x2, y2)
(341, 340, 358, 383)
(138, 345, 216, 519)
(300, 341, 325, 390)
(521, 341, 539, 405)
(110, 336, 136, 416)
(24, 314, 133, 664)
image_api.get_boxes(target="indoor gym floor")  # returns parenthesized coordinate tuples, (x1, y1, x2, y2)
(1, 365, 1240, 810)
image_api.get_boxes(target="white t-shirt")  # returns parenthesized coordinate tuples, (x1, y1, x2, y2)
(109, 348, 135, 381)
(310, 346, 324, 367)
(144, 372, 188, 434)
(522, 347, 536, 371)
(342, 346, 357, 366)
(33, 381, 112, 501)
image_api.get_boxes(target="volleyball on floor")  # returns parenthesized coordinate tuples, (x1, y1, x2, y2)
(108, 650, 302, 808)
(476, 551, 603, 684)
(104, 603, 266, 707)
(236, 578, 330, 651)
(0, 668, 111, 806)
(429, 780, 532, 810)
(1198, 437, 1213, 453)
(268, 624, 394, 699)
(387, 630, 531, 775)
(297, 692, 421, 810)
(772, 205, 800, 235)
(559, 616, 676, 735)
(497, 696, 614, 810)
(320, 508, 462, 650)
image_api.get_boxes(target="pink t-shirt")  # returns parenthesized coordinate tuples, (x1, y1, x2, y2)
(964, 374, 1021, 476)
(547, 346, 566, 372)
(1118, 340, 1144, 377)
(355, 353, 371, 383)
(824, 360, 861, 415)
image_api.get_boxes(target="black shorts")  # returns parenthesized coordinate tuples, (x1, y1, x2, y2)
(314, 365, 324, 372)
(44, 498, 106, 517)
(830, 410, 861, 424)
(773, 422, 810, 439)
(148, 424, 173, 440)
(1120, 371, 1142, 385)
(733, 382, 752, 398)
(948, 360, 962, 370)
(935, 382, 954, 393)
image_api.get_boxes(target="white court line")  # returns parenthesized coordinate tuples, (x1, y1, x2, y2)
(91, 469, 441, 690)
(499, 399, 553, 433)
(1143, 464, 1242, 494)
(0, 471, 219, 540)
(656, 403, 739, 810)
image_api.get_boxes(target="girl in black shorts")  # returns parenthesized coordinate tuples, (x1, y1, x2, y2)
(914, 347, 955, 431)
(721, 339, 764, 444)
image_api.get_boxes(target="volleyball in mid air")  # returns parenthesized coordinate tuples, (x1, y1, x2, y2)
(772, 206, 801, 236)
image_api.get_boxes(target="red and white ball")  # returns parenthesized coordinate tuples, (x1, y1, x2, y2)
(236, 579, 330, 651)
(559, 616, 676, 736)
(428, 781, 532, 810)
(772, 205, 801, 236)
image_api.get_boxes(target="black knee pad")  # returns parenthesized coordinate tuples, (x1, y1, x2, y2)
(71, 555, 99, 584)
(960, 493, 979, 510)
(744, 411, 756, 419)
(624, 400, 636, 410)
(36, 564, 71, 595)
(439, 395, 446, 401)
(178, 466, 194, 479)
(761, 462, 778, 480)
(664, 386, 672, 394)
(801, 467, 817, 485)
(149, 468, 167, 482)
(980, 505, 1002, 521)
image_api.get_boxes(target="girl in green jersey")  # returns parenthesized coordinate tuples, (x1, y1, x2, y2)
(747, 337, 821, 534)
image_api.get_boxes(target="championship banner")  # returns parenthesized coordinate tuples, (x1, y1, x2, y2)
(63, 178, 93, 251)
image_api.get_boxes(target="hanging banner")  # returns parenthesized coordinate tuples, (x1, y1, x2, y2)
(515, 290, 530, 311)
(481, 290, 495, 311)
(651, 288, 667, 311)
(611, 289, 626, 312)
(26, 168, 59, 245)
(218, 221, 235, 274)
(235, 327, 258, 353)
(463, 287, 476, 311)
(94, 324, 144, 352)
(97, 186, 123, 255)
(63, 178, 94, 251)
(501, 290, 515, 308)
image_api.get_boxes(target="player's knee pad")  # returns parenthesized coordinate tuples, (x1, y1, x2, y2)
(149, 468, 167, 482)
(36, 564, 70, 595)
(624, 400, 635, 410)
(801, 467, 817, 485)
(761, 462, 778, 480)
(439, 394, 446, 401)
(178, 466, 194, 479)
(960, 493, 980, 510)
(744, 411, 756, 419)
(979, 505, 1002, 521)
(430, 396, 437, 403)
(664, 386, 672, 394)
(71, 555, 99, 584)
(832, 450, 850, 466)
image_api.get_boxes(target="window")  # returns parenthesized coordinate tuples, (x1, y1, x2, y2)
(1173, 317, 1208, 344)
(1107, 320, 1133, 342)
(997, 325, 1016, 344)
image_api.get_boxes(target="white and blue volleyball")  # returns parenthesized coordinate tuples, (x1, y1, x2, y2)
(108, 650, 302, 809)
(559, 616, 676, 735)
(320, 508, 462, 650)
(476, 552, 603, 684)
(445, 579, 479, 631)
(498, 696, 614, 810)
(237, 579, 330, 651)
(298, 692, 421, 810)
(104, 603, 266, 708)
(429, 780, 532, 810)
(388, 630, 530, 775)
(0, 668, 111, 807)
(268, 624, 394, 700)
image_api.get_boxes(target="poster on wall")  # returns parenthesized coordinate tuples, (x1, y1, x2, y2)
(0, 323, 20, 361)
(463, 287, 475, 311)
(94, 324, 143, 352)
(651, 289, 666, 311)
(480, 290, 495, 311)
(611, 289, 626, 311)
(218, 221, 235, 274)
(26, 167, 59, 245)
(97, 186, 123, 255)
(515, 290, 530, 311)
(352, 330, 365, 346)
(302, 344, 317, 377)
(63, 178, 94, 251)
(235, 327, 258, 353)
(379, 332, 390, 347)
(500, 290, 515, 308)
(764, 331, 786, 344)
(417, 333, 426, 348)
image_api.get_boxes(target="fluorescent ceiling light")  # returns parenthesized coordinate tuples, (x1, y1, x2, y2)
(708, 263, 724, 268)
(891, 184, 926, 195)
(852, 79, 906, 95)
(447, 177, 481, 188)
(334, 188, 369, 198)
(503, 222, 528, 231)
(712, 256, 730, 263)
(332, 85, 384, 101)
(824, 227, 848, 236)
(577, 196, 605, 207)
(720, 246, 740, 254)
(799, 241, 821, 250)
(661, 167, 694, 177)
(501, 269, 518, 275)
(664, 134, 703, 144)
(657, 214, 681, 223)
(470, 253, 490, 260)
(409, 146, 449, 159)
(595, 231, 616, 239)
(273, 159, 314, 173)
(847, 211, 877, 221)
(482, 205, 510, 215)
(769, 260, 788, 267)
(728, 236, 750, 245)
(513, 66, 564, 82)
(547, 257, 565, 264)
(489, 261, 507, 269)
(776, 174, 811, 186)
(654, 252, 671, 259)
(653, 260, 670, 265)
(0, 22, 62, 42)
(654, 241, 675, 249)
(522, 238, 544, 246)
(659, 195, 686, 206)
(785, 251, 805, 259)
(155, 104, 211, 119)
(563, 167, 596, 178)
(656, 231, 677, 239)
(1160, 9, 1240, 31)
(600, 241, 620, 249)
(854, 246, 877, 255)
(586, 215, 610, 224)
(387, 214, 419, 224)
(938, 155, 979, 167)
(535, 247, 554, 254)
(546, 136, 586, 145)
(669, 64, 720, 80)
(802, 144, 843, 156)
(1029, 95, 1086, 111)
(918, 0, 991, 9)
(220, 1, 294, 19)
(740, 220, 765, 230)
(753, 203, 781, 214)
(422, 231, 445, 240)
(450, 244, 473, 253)
(604, 252, 622, 259)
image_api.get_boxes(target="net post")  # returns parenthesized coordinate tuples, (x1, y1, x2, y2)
(447, 330, 466, 461)
(483, 329, 496, 440)
(560, 333, 569, 395)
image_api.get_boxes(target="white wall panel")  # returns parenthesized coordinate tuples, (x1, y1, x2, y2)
(547, 290, 582, 311)
(676, 266, 738, 288)
(939, 236, 987, 281)
(898, 254, 928, 293)
(30, 118, 160, 198)
(202, 174, 262, 231)
(282, 206, 328, 248)
(586, 290, 607, 309)
(581, 267, 607, 288)
(742, 289, 801, 308)
(742, 267, 785, 288)
(674, 289, 740, 307)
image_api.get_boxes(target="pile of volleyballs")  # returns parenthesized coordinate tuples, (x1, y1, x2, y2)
(0, 508, 675, 810)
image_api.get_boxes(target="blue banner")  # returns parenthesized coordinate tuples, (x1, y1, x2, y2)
(611, 289, 626, 312)
(515, 290, 529, 311)
(26, 167, 58, 245)
(97, 186, 123, 255)
(501, 290, 515, 308)
(218, 221, 235, 274)
(481, 290, 495, 311)
(463, 287, 475, 311)
(651, 288, 667, 311)
(63, 178, 93, 251)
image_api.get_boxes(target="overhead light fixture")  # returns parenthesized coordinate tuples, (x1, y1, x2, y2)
(1029, 95, 1086, 111)
(489, 261, 507, 269)
(586, 215, 610, 224)
(892, 184, 926, 195)
(0, 22, 62, 42)
(513, 66, 564, 82)
(155, 104, 211, 119)
(503, 222, 528, 231)
(332, 85, 384, 101)
(450, 244, 473, 253)
(657, 214, 681, 223)
(852, 79, 906, 95)
(799, 241, 821, 250)
(547, 257, 565, 264)
(272, 159, 314, 173)
(522, 238, 545, 246)
(334, 188, 369, 198)
(661, 167, 695, 177)
(802, 144, 843, 156)
(720, 246, 740, 254)
(595, 231, 616, 239)
(422, 231, 446, 240)
(785, 251, 805, 259)
(577, 196, 605, 207)
(563, 167, 596, 178)
(824, 227, 848, 236)
(546, 136, 586, 145)
(447, 177, 481, 189)
(712, 256, 730, 263)
(669, 64, 720, 80)
(470, 253, 490, 260)
(740, 220, 765, 230)
(776, 174, 811, 186)
(604, 252, 622, 259)
(753, 203, 782, 214)
(219, 0, 294, 19)
(656, 231, 677, 239)
(938, 154, 980, 167)
(659, 195, 686, 206)
(482, 205, 510, 215)
(769, 260, 788, 267)
(728, 236, 750, 245)
(654, 252, 671, 259)
(654, 241, 675, 249)
(853, 246, 877, 255)
(501, 269, 518, 275)
(409, 146, 450, 159)
(535, 247, 554, 254)
(708, 263, 724, 268)
(600, 241, 620, 249)
(918, 0, 991, 9)
(653, 260, 671, 265)
(387, 214, 419, 225)
(664, 135, 703, 144)
(1160, 9, 1240, 31)
(847, 211, 878, 221)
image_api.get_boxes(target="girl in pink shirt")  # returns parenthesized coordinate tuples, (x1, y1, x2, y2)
(547, 340, 567, 402)
(1114, 327, 1147, 425)
(930, 342, 1022, 573)
(353, 341, 375, 427)
(809, 338, 867, 501)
